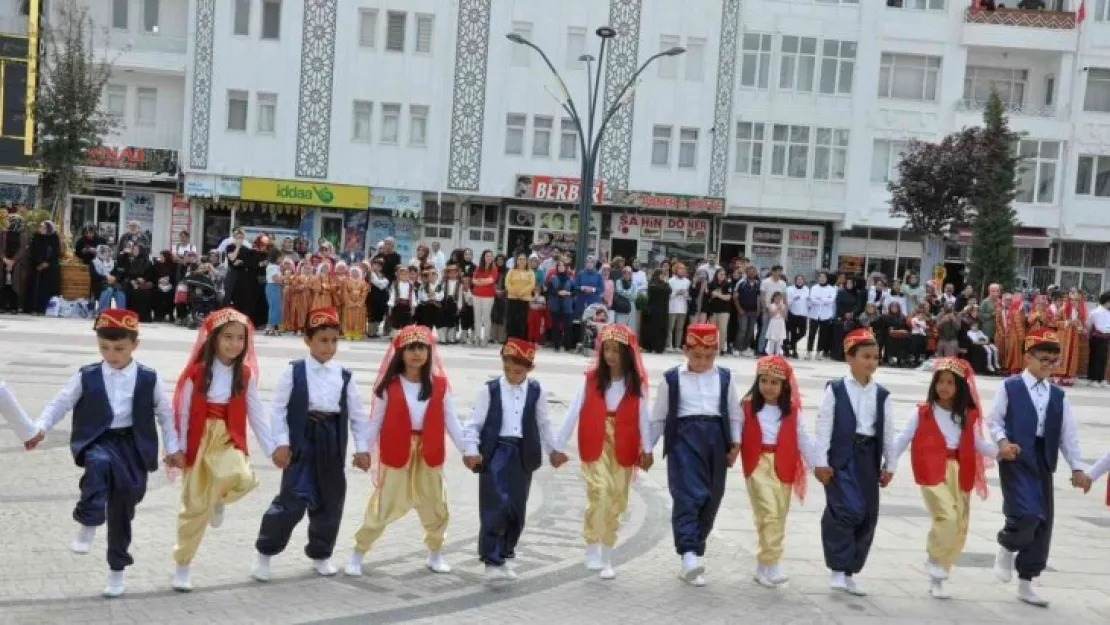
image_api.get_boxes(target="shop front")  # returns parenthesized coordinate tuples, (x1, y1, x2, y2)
(184, 174, 242, 251)
(717, 219, 828, 279)
(239, 177, 370, 256)
(834, 227, 924, 283)
(72, 145, 180, 248)
(368, 188, 423, 261)
(609, 213, 710, 266)
(509, 174, 603, 262)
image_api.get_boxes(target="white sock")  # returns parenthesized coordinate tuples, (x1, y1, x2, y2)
(682, 552, 698, 570)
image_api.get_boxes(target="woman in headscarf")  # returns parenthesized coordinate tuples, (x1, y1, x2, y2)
(1, 213, 29, 313)
(612, 265, 637, 330)
(27, 220, 61, 314)
(1054, 287, 1087, 386)
(643, 269, 671, 354)
(151, 250, 177, 322)
(74, 224, 105, 266)
(124, 244, 154, 321)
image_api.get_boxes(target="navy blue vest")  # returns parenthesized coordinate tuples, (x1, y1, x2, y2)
(1002, 376, 1064, 473)
(70, 363, 159, 472)
(478, 378, 542, 472)
(826, 378, 889, 470)
(287, 360, 352, 456)
(662, 366, 732, 457)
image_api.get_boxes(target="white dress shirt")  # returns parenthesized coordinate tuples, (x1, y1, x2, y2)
(176, 361, 273, 457)
(36, 361, 179, 454)
(389, 281, 414, 307)
(667, 276, 691, 315)
(1088, 306, 1110, 334)
(986, 370, 1086, 472)
(808, 284, 836, 321)
(786, 285, 809, 317)
(269, 357, 371, 453)
(554, 377, 652, 453)
(463, 376, 556, 457)
(367, 377, 466, 452)
(887, 404, 999, 472)
(0, 379, 37, 442)
(813, 375, 896, 468)
(749, 405, 821, 468)
(1089, 451, 1110, 482)
(647, 364, 743, 449)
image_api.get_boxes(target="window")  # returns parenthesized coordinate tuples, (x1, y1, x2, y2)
(358, 9, 377, 48)
(386, 12, 406, 52)
(352, 100, 372, 142)
(227, 90, 248, 131)
(143, 0, 159, 33)
(1083, 68, 1110, 113)
(658, 35, 681, 79)
(409, 105, 428, 147)
(261, 0, 281, 40)
(652, 125, 673, 166)
(771, 124, 809, 179)
(870, 139, 908, 184)
(964, 66, 1027, 109)
(532, 116, 552, 157)
(1045, 75, 1056, 107)
(566, 27, 587, 69)
(819, 40, 856, 95)
(135, 87, 156, 127)
(814, 128, 849, 181)
(511, 22, 533, 67)
(1076, 154, 1110, 198)
(415, 14, 434, 53)
(779, 36, 817, 92)
(878, 53, 940, 101)
(679, 128, 699, 168)
(1098, 0, 1110, 22)
(104, 84, 126, 121)
(466, 203, 500, 243)
(505, 113, 526, 154)
(740, 33, 773, 89)
(380, 103, 401, 144)
(1016, 139, 1060, 204)
(735, 121, 765, 175)
(422, 200, 455, 240)
(112, 0, 128, 29)
(233, 0, 250, 35)
(559, 118, 577, 159)
(257, 93, 276, 134)
(890, 0, 946, 8)
(685, 37, 706, 81)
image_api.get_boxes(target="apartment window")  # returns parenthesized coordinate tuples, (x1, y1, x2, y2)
(1083, 68, 1110, 113)
(358, 9, 377, 48)
(1097, 0, 1110, 22)
(652, 125, 673, 166)
(964, 66, 1027, 109)
(1016, 139, 1060, 204)
(466, 203, 500, 244)
(566, 27, 587, 69)
(658, 35, 681, 79)
(1045, 75, 1056, 107)
(505, 114, 526, 154)
(559, 118, 577, 159)
(104, 84, 126, 120)
(112, 0, 128, 29)
(511, 23, 533, 67)
(422, 200, 456, 240)
(679, 128, 699, 169)
(814, 128, 849, 181)
(771, 124, 809, 179)
(352, 100, 372, 142)
(870, 139, 908, 184)
(1075, 154, 1110, 197)
(532, 116, 552, 157)
(780, 36, 817, 93)
(233, 0, 250, 35)
(890, 0, 946, 8)
(735, 121, 765, 175)
(819, 40, 856, 95)
(409, 105, 428, 147)
(227, 90, 248, 131)
(143, 0, 159, 33)
(135, 87, 157, 127)
(740, 33, 773, 89)
(257, 93, 276, 134)
(878, 53, 940, 101)
(261, 0, 281, 40)
(380, 103, 401, 144)
(415, 14, 434, 53)
(686, 37, 706, 81)
(386, 12, 406, 52)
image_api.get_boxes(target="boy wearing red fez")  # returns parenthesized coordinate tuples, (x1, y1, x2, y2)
(26, 310, 182, 598)
(646, 323, 742, 587)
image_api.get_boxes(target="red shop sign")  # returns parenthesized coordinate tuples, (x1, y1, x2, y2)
(514, 174, 605, 204)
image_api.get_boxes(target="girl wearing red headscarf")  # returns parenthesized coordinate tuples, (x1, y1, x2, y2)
(1003, 293, 1026, 374)
(1053, 288, 1087, 385)
(552, 324, 650, 580)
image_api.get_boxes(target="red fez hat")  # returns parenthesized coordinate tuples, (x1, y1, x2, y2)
(502, 337, 536, 365)
(94, 308, 139, 332)
(307, 307, 341, 329)
(685, 323, 719, 350)
(1024, 327, 1060, 351)
(843, 328, 877, 352)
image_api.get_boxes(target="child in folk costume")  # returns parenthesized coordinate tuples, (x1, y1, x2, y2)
(553, 324, 651, 580)
(1086, 450, 1110, 506)
(887, 358, 996, 599)
(436, 262, 462, 344)
(388, 265, 415, 335)
(462, 338, 564, 582)
(994, 292, 1012, 372)
(345, 325, 466, 576)
(367, 257, 390, 339)
(527, 286, 548, 346)
(647, 324, 742, 587)
(284, 262, 313, 335)
(25, 310, 181, 598)
(740, 356, 818, 588)
(1004, 293, 1027, 374)
(310, 263, 334, 312)
(414, 267, 441, 329)
(170, 307, 274, 592)
(813, 328, 895, 596)
(343, 266, 369, 340)
(331, 262, 350, 310)
(1052, 289, 1086, 386)
(990, 327, 1093, 607)
(253, 308, 370, 581)
(279, 260, 299, 333)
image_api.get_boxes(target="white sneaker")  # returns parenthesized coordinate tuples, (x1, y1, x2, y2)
(313, 559, 338, 577)
(485, 564, 516, 582)
(767, 562, 789, 585)
(679, 552, 705, 582)
(71, 525, 96, 554)
(687, 574, 707, 587)
(994, 547, 1015, 583)
(929, 578, 950, 600)
(171, 565, 193, 592)
(829, 571, 848, 592)
(210, 503, 225, 528)
(844, 576, 868, 596)
(1018, 580, 1049, 607)
(343, 551, 365, 577)
(585, 543, 603, 571)
(598, 546, 615, 580)
(925, 557, 948, 581)
(102, 571, 125, 598)
(251, 553, 271, 582)
(425, 551, 451, 574)
(753, 564, 777, 588)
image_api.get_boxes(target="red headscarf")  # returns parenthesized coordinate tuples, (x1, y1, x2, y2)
(754, 355, 808, 502)
(933, 357, 990, 500)
(171, 308, 259, 430)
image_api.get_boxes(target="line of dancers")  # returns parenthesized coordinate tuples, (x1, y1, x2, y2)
(2, 309, 1109, 608)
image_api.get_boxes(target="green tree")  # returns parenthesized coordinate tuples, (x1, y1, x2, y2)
(967, 92, 1021, 291)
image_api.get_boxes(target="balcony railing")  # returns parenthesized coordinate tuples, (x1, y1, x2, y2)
(964, 7, 1077, 29)
(956, 98, 1059, 118)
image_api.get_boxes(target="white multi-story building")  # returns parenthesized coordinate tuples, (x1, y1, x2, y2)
(56, 1, 1110, 291)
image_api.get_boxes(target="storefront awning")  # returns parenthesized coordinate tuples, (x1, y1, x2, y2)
(955, 227, 1050, 249)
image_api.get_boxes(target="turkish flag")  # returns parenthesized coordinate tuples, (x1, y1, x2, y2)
(1078, 0, 1086, 24)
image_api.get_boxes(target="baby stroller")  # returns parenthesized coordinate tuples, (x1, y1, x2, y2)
(184, 272, 218, 329)
(576, 302, 611, 355)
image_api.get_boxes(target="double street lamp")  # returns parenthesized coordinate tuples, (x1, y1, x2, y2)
(507, 27, 684, 270)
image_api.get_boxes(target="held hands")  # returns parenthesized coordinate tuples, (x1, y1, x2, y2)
(271, 445, 292, 469)
(163, 451, 185, 470)
(726, 443, 741, 468)
(352, 452, 371, 472)
(814, 466, 835, 485)
(462, 455, 483, 471)
(638, 452, 654, 471)
(998, 440, 1022, 462)
(1071, 470, 1093, 493)
(549, 451, 569, 469)
(23, 430, 45, 451)
(879, 469, 894, 488)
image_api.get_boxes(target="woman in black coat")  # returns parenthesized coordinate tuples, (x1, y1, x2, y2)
(27, 220, 62, 314)
(225, 238, 264, 321)
(125, 245, 154, 321)
(642, 269, 671, 354)
(831, 276, 860, 361)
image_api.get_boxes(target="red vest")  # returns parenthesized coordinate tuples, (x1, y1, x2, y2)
(184, 363, 249, 468)
(379, 376, 447, 469)
(910, 403, 978, 492)
(740, 398, 801, 483)
(578, 372, 642, 467)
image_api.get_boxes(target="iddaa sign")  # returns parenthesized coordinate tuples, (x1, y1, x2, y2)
(240, 177, 370, 210)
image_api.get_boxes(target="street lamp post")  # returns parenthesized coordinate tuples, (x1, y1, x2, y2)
(508, 27, 684, 271)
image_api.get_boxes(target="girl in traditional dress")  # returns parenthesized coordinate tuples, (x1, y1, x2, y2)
(1026, 294, 1051, 333)
(388, 265, 415, 335)
(310, 263, 334, 311)
(994, 293, 1012, 376)
(1054, 288, 1087, 386)
(285, 262, 312, 335)
(277, 259, 296, 332)
(344, 266, 369, 340)
(332, 262, 350, 312)
(1004, 293, 1026, 374)
(170, 308, 272, 592)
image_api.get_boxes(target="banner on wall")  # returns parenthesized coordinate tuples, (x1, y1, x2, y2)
(612, 190, 724, 215)
(369, 215, 417, 260)
(514, 174, 605, 204)
(171, 194, 191, 243)
(124, 191, 156, 247)
(342, 210, 369, 262)
(613, 214, 709, 242)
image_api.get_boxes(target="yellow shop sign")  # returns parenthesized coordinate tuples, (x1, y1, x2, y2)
(240, 177, 370, 210)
